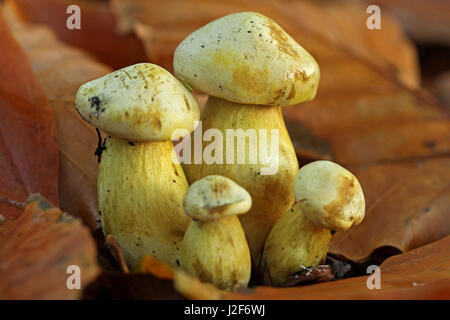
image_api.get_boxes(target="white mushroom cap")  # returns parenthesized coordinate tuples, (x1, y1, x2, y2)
(75, 63, 200, 142)
(293, 161, 365, 232)
(173, 12, 320, 106)
(183, 175, 252, 222)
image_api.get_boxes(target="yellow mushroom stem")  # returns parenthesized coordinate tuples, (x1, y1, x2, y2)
(98, 136, 190, 271)
(180, 215, 251, 292)
(261, 203, 332, 286)
(182, 96, 298, 263)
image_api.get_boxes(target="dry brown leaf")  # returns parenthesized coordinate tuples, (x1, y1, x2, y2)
(7, 0, 147, 68)
(0, 194, 100, 299)
(362, 0, 450, 45)
(4, 4, 112, 230)
(110, 0, 419, 87)
(0, 8, 59, 219)
(135, 237, 450, 299)
(172, 236, 450, 299)
(332, 158, 450, 260)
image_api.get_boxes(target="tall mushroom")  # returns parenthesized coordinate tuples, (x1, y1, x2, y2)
(180, 175, 252, 291)
(75, 63, 200, 271)
(261, 161, 365, 285)
(173, 12, 320, 262)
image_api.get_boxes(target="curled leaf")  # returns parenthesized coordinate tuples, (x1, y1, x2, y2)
(5, 5, 112, 230)
(0, 8, 59, 219)
(0, 194, 100, 299)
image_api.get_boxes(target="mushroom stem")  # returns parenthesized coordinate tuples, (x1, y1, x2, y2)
(180, 215, 251, 291)
(182, 96, 298, 263)
(261, 160, 365, 286)
(261, 204, 331, 286)
(98, 136, 190, 271)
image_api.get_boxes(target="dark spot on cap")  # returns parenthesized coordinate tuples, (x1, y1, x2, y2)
(89, 96, 101, 108)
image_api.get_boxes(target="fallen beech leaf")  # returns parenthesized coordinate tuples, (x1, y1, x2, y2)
(0, 8, 59, 219)
(4, 5, 112, 230)
(193, 236, 450, 299)
(121, 237, 450, 299)
(363, 0, 450, 46)
(7, 0, 147, 68)
(331, 158, 450, 261)
(0, 194, 99, 299)
(110, 0, 418, 86)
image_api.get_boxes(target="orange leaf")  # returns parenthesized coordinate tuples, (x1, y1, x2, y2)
(186, 236, 450, 299)
(0, 194, 100, 299)
(110, 0, 419, 86)
(4, 5, 112, 230)
(0, 8, 58, 219)
(7, 0, 147, 69)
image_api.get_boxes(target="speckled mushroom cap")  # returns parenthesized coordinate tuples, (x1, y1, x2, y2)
(293, 161, 365, 232)
(173, 12, 320, 106)
(183, 175, 252, 222)
(75, 63, 200, 142)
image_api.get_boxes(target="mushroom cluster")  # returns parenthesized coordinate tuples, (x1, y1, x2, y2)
(75, 63, 200, 271)
(74, 12, 366, 292)
(174, 11, 320, 263)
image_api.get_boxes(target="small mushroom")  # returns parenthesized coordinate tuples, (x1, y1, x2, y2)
(180, 175, 252, 291)
(174, 11, 320, 263)
(261, 160, 365, 285)
(75, 63, 200, 271)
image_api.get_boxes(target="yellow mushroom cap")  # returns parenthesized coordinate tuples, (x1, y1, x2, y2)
(173, 12, 320, 106)
(293, 161, 365, 231)
(75, 63, 200, 142)
(183, 175, 252, 222)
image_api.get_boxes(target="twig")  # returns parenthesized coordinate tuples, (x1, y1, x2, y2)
(0, 194, 25, 209)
